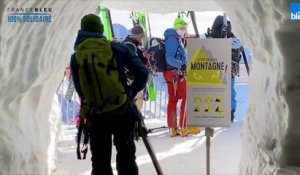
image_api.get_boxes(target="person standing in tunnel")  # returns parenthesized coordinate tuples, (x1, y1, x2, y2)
(123, 25, 150, 111)
(163, 17, 201, 137)
(210, 15, 244, 122)
(70, 14, 148, 175)
(227, 27, 244, 123)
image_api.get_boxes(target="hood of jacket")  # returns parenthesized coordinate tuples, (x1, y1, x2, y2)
(74, 30, 105, 50)
(163, 28, 179, 39)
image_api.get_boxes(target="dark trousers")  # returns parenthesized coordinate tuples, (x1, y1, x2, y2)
(89, 107, 138, 175)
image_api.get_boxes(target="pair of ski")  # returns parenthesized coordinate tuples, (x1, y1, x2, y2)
(131, 11, 157, 101)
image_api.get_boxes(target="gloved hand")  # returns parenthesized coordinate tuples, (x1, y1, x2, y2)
(143, 52, 151, 61)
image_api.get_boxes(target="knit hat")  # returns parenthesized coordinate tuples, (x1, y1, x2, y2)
(81, 14, 104, 34)
(173, 17, 188, 30)
(131, 25, 145, 38)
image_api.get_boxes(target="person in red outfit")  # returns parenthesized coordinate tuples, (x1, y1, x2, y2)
(163, 17, 200, 137)
(163, 17, 188, 137)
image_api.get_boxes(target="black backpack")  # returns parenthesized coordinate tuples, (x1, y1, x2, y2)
(148, 38, 166, 72)
(148, 37, 179, 73)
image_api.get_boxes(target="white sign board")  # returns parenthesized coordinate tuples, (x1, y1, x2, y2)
(186, 39, 231, 127)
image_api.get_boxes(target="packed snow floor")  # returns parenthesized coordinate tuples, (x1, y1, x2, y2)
(52, 85, 248, 175)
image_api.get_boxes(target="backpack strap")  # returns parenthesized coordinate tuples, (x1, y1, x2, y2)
(91, 53, 104, 100)
(83, 55, 93, 85)
(124, 41, 138, 55)
(77, 117, 90, 160)
(76, 123, 82, 159)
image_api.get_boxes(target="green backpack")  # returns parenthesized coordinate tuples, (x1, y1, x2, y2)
(75, 38, 127, 117)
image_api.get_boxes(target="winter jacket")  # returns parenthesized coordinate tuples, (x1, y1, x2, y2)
(123, 36, 147, 65)
(70, 30, 148, 99)
(163, 28, 187, 70)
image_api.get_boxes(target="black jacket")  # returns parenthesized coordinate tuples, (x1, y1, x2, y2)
(123, 36, 147, 65)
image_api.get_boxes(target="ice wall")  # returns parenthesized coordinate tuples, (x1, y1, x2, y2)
(215, 0, 300, 174)
(0, 0, 299, 174)
(0, 1, 99, 174)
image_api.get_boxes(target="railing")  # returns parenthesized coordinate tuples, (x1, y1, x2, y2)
(56, 64, 249, 124)
(142, 73, 168, 119)
(57, 77, 80, 125)
(57, 73, 168, 124)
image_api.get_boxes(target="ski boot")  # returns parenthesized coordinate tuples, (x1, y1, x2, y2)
(169, 128, 177, 137)
(180, 128, 189, 137)
(188, 127, 201, 135)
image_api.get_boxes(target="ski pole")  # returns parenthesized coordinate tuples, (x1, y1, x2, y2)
(139, 119, 164, 175)
(241, 46, 250, 76)
(134, 104, 164, 175)
(189, 11, 199, 37)
(147, 126, 167, 133)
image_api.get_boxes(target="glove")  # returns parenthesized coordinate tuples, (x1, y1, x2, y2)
(143, 52, 151, 61)
(181, 64, 186, 70)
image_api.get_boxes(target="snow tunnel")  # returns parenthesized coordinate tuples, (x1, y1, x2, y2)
(0, 0, 299, 174)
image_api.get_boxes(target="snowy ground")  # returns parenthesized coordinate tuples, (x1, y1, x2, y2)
(54, 122, 243, 175)
(52, 83, 248, 175)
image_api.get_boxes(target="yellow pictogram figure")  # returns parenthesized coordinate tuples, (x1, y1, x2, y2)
(215, 95, 223, 102)
(215, 105, 224, 112)
(194, 96, 202, 103)
(204, 105, 212, 113)
(205, 96, 213, 103)
(194, 105, 201, 112)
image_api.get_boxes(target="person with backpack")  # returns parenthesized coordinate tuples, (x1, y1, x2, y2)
(123, 25, 150, 110)
(163, 17, 200, 137)
(70, 14, 148, 175)
(210, 15, 244, 122)
(124, 25, 149, 65)
(228, 26, 244, 123)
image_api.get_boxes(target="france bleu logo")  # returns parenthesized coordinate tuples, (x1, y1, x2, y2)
(290, 3, 300, 21)
(7, 7, 52, 23)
